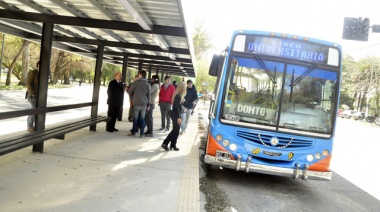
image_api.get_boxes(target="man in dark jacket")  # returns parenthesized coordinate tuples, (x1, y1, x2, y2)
(106, 72, 125, 132)
(180, 80, 198, 134)
(127, 70, 151, 137)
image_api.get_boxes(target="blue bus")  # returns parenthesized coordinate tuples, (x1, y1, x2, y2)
(205, 30, 341, 181)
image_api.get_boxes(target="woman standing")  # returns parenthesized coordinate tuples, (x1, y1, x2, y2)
(161, 81, 187, 151)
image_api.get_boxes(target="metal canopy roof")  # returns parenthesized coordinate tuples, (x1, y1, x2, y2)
(0, 0, 195, 77)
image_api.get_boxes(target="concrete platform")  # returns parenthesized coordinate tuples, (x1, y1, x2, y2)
(0, 106, 201, 212)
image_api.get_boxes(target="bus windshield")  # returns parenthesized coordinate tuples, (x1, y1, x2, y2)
(221, 55, 338, 136)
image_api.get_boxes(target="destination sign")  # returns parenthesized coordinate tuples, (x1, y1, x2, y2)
(239, 36, 330, 64)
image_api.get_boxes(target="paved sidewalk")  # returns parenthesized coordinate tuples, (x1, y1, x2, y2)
(0, 106, 201, 212)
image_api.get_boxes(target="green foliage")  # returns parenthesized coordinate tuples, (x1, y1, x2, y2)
(191, 21, 217, 94)
(341, 54, 380, 114)
(101, 63, 122, 86)
(192, 21, 214, 61)
(170, 75, 183, 85)
(339, 93, 356, 109)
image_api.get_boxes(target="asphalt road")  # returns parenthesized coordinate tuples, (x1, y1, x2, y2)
(198, 108, 380, 212)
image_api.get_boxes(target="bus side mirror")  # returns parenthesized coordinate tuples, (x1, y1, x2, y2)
(209, 54, 225, 77)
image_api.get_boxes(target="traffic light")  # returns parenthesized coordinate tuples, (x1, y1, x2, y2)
(342, 17, 370, 41)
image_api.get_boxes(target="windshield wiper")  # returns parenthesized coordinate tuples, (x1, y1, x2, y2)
(254, 54, 276, 85)
(290, 63, 317, 87)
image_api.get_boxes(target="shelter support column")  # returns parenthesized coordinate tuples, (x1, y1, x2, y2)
(118, 55, 128, 121)
(161, 69, 164, 83)
(148, 64, 152, 79)
(90, 45, 104, 131)
(33, 23, 53, 153)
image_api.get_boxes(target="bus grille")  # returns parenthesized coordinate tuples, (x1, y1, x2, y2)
(236, 130, 313, 148)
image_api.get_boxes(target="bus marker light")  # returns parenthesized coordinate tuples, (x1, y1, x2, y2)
(222, 140, 229, 147)
(216, 134, 223, 141)
(307, 154, 314, 162)
(292, 35, 298, 39)
(322, 150, 329, 157)
(229, 143, 237, 151)
(315, 153, 322, 160)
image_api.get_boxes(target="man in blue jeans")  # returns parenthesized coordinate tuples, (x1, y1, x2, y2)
(26, 60, 40, 132)
(180, 80, 198, 134)
(127, 70, 151, 138)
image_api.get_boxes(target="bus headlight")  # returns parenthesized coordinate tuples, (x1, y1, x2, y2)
(229, 143, 237, 151)
(307, 154, 314, 162)
(315, 153, 322, 160)
(322, 150, 329, 157)
(222, 140, 229, 147)
(216, 134, 223, 142)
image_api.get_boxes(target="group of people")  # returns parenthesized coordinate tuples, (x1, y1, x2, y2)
(25, 61, 197, 151)
(106, 70, 198, 151)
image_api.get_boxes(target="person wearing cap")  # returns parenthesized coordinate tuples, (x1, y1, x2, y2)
(180, 79, 198, 134)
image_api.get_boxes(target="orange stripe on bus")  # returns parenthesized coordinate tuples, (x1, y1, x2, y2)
(206, 133, 235, 160)
(309, 155, 332, 172)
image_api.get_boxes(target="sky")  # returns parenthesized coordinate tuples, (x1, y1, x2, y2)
(181, 0, 380, 61)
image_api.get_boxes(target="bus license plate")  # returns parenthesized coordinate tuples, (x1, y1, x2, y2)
(216, 150, 231, 159)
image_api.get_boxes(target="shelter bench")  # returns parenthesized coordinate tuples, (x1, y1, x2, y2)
(0, 116, 109, 156)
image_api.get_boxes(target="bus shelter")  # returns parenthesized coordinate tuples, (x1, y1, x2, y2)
(0, 0, 195, 153)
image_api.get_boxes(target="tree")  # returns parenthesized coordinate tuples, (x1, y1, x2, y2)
(4, 37, 31, 85)
(51, 51, 81, 84)
(341, 54, 380, 114)
(193, 20, 214, 61)
(192, 21, 216, 94)
(19, 40, 31, 86)
(101, 63, 120, 86)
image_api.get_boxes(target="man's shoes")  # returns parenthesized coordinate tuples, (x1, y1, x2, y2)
(165, 128, 169, 131)
(139, 134, 144, 138)
(113, 128, 119, 132)
(144, 133, 153, 137)
(158, 128, 164, 131)
(27, 127, 34, 133)
(106, 129, 113, 133)
(127, 133, 135, 136)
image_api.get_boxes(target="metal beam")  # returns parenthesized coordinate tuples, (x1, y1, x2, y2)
(0, 9, 187, 37)
(26, 33, 190, 55)
(118, 55, 129, 121)
(72, 49, 192, 64)
(33, 22, 53, 153)
(90, 45, 104, 131)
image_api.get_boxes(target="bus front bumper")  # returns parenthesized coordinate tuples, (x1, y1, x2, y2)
(204, 154, 332, 181)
